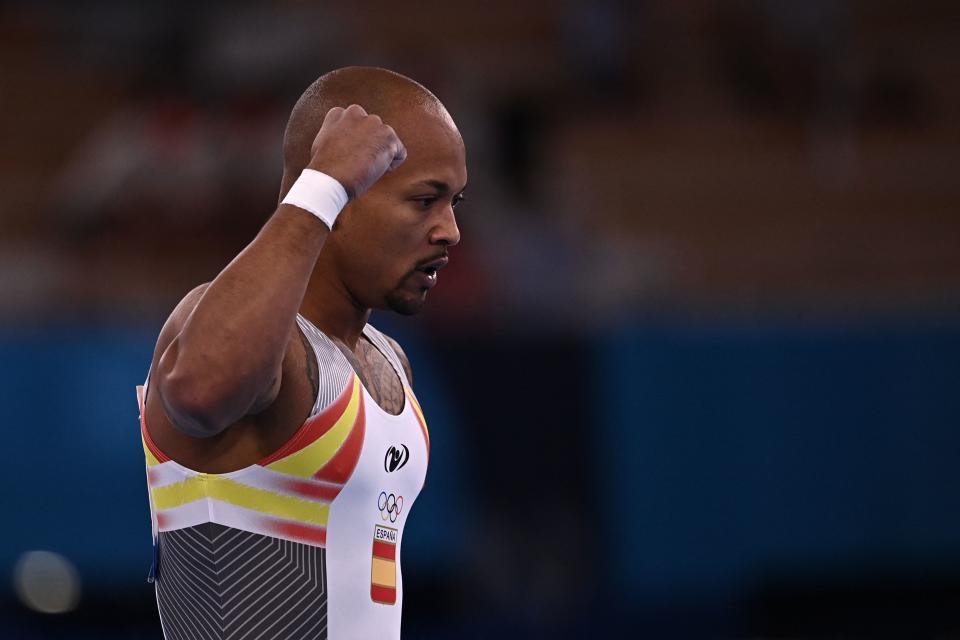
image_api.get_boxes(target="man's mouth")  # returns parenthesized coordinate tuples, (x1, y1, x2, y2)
(412, 256, 449, 288)
(416, 256, 448, 277)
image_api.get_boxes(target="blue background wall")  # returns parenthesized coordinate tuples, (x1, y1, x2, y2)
(2, 322, 958, 636)
(598, 323, 960, 632)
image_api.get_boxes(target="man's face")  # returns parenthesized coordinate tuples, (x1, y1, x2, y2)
(327, 110, 467, 315)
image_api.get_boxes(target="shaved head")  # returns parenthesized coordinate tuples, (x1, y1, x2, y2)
(280, 66, 458, 200)
(280, 66, 466, 317)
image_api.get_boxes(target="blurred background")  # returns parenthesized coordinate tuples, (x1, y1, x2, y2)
(1, 0, 959, 637)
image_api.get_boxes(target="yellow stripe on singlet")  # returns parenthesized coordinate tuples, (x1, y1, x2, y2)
(142, 438, 161, 467)
(265, 377, 362, 478)
(151, 475, 330, 526)
(406, 389, 429, 447)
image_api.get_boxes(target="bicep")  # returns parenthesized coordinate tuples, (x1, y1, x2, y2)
(148, 282, 285, 433)
(148, 283, 211, 395)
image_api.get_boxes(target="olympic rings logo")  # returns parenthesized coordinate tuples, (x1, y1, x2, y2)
(378, 491, 404, 523)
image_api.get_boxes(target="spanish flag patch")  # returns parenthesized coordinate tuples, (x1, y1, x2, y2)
(371, 524, 398, 605)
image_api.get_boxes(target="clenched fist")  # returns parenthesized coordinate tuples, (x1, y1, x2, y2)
(307, 104, 407, 200)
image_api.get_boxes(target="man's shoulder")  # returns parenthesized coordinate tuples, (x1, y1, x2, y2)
(365, 323, 414, 388)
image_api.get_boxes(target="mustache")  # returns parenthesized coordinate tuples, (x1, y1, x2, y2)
(415, 252, 449, 269)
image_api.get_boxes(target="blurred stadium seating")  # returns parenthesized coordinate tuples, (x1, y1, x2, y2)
(1, 1, 958, 637)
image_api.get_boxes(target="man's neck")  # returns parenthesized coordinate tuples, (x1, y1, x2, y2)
(299, 271, 371, 350)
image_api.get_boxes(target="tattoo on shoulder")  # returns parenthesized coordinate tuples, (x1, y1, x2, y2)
(386, 336, 414, 388)
(298, 327, 320, 402)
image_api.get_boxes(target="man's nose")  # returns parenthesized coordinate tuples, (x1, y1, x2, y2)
(429, 205, 460, 246)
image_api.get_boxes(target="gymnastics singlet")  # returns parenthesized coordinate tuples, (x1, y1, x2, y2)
(136, 316, 429, 639)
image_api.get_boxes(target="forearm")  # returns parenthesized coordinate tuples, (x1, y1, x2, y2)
(157, 205, 326, 433)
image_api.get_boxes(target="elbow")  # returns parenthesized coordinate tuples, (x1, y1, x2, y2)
(153, 336, 278, 438)
(155, 370, 235, 438)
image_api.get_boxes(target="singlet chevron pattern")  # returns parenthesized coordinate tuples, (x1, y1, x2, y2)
(156, 522, 328, 640)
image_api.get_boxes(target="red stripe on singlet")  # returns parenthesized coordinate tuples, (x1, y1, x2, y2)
(313, 391, 366, 484)
(141, 412, 171, 463)
(257, 376, 356, 465)
(280, 478, 342, 501)
(268, 520, 328, 546)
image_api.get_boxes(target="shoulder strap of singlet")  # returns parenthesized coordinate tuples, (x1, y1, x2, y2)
(362, 323, 411, 389)
(295, 314, 356, 417)
(295, 315, 413, 414)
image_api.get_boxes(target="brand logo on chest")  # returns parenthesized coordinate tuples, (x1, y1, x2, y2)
(384, 444, 410, 473)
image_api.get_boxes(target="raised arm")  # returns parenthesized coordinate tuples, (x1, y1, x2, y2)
(152, 105, 406, 437)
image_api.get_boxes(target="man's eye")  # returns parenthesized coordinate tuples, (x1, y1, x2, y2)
(414, 198, 437, 209)
(452, 194, 465, 209)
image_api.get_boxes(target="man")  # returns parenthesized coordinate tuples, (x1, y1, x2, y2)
(136, 66, 466, 639)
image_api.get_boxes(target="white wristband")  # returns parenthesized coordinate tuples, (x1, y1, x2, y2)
(281, 169, 349, 229)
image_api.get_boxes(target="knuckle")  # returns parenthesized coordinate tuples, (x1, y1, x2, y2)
(323, 107, 344, 123)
